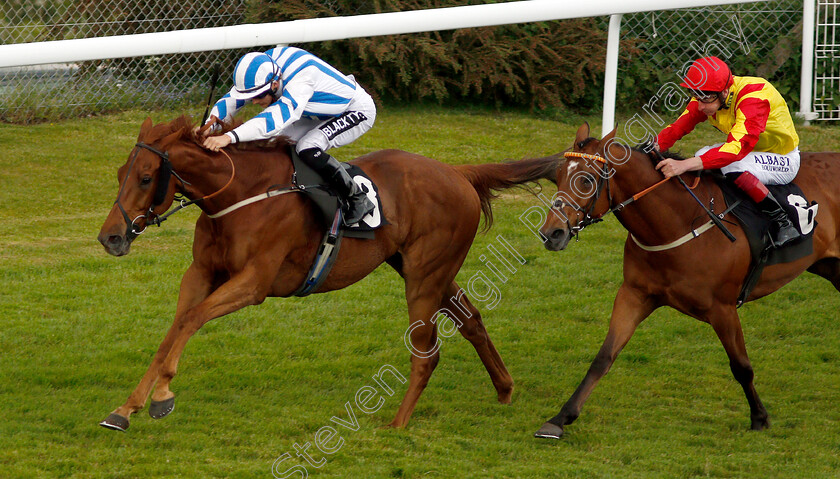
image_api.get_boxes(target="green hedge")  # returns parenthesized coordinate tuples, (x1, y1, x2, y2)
(247, 0, 635, 113)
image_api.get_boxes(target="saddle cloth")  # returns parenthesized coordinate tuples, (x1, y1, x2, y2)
(716, 179, 817, 266)
(290, 148, 387, 239)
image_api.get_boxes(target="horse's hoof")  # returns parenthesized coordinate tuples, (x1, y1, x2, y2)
(750, 418, 770, 431)
(498, 387, 513, 404)
(534, 422, 564, 439)
(149, 397, 175, 419)
(100, 413, 130, 432)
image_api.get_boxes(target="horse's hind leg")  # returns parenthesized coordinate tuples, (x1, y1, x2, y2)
(807, 258, 840, 291)
(390, 290, 442, 428)
(100, 262, 214, 431)
(443, 281, 514, 403)
(708, 304, 769, 430)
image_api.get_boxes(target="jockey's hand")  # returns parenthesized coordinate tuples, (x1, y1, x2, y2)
(194, 116, 220, 138)
(203, 134, 231, 152)
(655, 156, 703, 178)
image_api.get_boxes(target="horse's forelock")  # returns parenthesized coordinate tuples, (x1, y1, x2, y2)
(577, 137, 598, 150)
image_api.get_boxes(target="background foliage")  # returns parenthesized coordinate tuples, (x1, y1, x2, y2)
(247, 0, 616, 111)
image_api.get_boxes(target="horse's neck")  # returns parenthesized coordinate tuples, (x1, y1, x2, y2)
(610, 160, 705, 245)
(171, 143, 295, 210)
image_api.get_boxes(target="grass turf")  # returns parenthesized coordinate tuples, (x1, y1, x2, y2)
(1, 106, 840, 478)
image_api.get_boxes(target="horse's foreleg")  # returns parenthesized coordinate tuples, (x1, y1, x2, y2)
(101, 263, 214, 431)
(708, 305, 769, 430)
(152, 268, 268, 413)
(535, 284, 654, 439)
(445, 281, 514, 404)
(101, 267, 266, 431)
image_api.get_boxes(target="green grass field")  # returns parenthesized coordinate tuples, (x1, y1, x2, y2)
(2, 106, 840, 478)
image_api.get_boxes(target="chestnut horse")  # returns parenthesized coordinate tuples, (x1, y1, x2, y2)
(97, 115, 557, 432)
(535, 123, 840, 439)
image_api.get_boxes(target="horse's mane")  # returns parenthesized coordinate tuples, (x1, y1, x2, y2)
(578, 136, 687, 166)
(149, 115, 294, 152)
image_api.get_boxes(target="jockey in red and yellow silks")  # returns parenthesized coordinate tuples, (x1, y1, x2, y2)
(657, 76, 799, 170)
(654, 56, 801, 247)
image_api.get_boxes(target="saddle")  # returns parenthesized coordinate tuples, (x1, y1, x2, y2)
(289, 148, 387, 296)
(715, 177, 818, 305)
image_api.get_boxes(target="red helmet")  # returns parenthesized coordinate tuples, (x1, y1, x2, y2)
(680, 56, 733, 92)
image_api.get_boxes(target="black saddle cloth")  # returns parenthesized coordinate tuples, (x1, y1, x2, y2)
(290, 148, 387, 239)
(716, 178, 817, 266)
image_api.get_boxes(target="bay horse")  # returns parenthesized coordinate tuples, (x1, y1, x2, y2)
(97, 115, 558, 432)
(535, 122, 840, 439)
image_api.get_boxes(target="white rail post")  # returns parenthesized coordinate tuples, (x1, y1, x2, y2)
(602, 13, 623, 138)
(799, 0, 818, 125)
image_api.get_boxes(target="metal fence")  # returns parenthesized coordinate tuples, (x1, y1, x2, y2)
(814, 0, 839, 120)
(621, 1, 808, 112)
(0, 0, 830, 123)
(0, 0, 250, 123)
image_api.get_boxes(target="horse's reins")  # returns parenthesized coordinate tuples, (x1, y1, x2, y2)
(647, 148, 737, 243)
(560, 150, 739, 249)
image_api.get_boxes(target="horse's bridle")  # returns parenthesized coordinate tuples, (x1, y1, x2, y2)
(113, 141, 234, 237)
(114, 142, 180, 237)
(552, 151, 614, 237)
(555, 150, 677, 236)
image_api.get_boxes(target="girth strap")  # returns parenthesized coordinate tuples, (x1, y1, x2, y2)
(294, 208, 345, 297)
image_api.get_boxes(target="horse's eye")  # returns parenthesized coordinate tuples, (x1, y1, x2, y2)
(140, 176, 153, 186)
(553, 199, 564, 208)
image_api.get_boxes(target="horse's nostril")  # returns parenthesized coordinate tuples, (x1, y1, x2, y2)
(550, 229, 564, 240)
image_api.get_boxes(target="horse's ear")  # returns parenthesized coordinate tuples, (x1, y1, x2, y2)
(597, 127, 617, 153)
(574, 123, 590, 148)
(600, 127, 617, 144)
(138, 117, 153, 140)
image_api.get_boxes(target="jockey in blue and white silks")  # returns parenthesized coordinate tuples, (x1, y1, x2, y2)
(202, 46, 376, 226)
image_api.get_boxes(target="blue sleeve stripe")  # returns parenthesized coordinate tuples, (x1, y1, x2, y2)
(217, 99, 228, 119)
(310, 92, 352, 105)
(279, 102, 291, 123)
(286, 60, 355, 89)
(281, 90, 298, 109)
(255, 111, 276, 133)
(280, 49, 309, 74)
(235, 99, 246, 109)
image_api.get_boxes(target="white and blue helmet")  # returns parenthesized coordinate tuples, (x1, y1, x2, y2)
(230, 52, 280, 100)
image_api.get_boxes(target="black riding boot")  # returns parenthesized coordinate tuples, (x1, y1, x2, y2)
(758, 194, 800, 247)
(299, 148, 374, 225)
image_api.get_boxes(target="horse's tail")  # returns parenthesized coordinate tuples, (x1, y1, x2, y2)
(455, 155, 559, 232)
